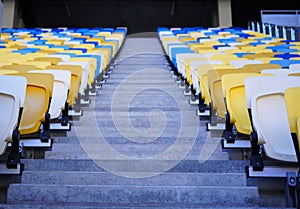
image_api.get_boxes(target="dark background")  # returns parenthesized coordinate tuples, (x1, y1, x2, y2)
(18, 0, 300, 34)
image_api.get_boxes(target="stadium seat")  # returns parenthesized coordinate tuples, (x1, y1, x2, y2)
(28, 69, 71, 131)
(221, 72, 265, 148)
(46, 64, 83, 117)
(0, 75, 27, 172)
(9, 73, 54, 147)
(261, 68, 300, 76)
(285, 86, 300, 158)
(58, 60, 90, 105)
(0, 64, 38, 72)
(244, 76, 300, 172)
(229, 59, 264, 68)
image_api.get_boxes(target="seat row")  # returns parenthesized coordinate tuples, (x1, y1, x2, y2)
(158, 26, 300, 207)
(0, 27, 127, 174)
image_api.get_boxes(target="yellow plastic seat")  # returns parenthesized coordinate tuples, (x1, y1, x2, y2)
(18, 61, 52, 69)
(285, 87, 300, 153)
(222, 73, 264, 135)
(242, 63, 282, 71)
(10, 73, 54, 135)
(242, 52, 275, 59)
(207, 63, 281, 120)
(183, 56, 208, 85)
(198, 64, 234, 106)
(289, 73, 300, 77)
(29, 69, 71, 120)
(0, 56, 28, 65)
(33, 57, 63, 65)
(0, 70, 18, 75)
(0, 64, 38, 72)
(89, 48, 110, 70)
(209, 54, 241, 65)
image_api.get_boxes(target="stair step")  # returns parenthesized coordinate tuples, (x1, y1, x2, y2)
(21, 171, 246, 186)
(45, 143, 228, 160)
(20, 159, 249, 173)
(52, 136, 217, 145)
(0, 203, 287, 209)
(7, 184, 260, 207)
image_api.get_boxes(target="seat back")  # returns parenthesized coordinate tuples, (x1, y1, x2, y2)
(0, 70, 18, 75)
(33, 57, 62, 65)
(241, 63, 282, 71)
(261, 69, 300, 76)
(208, 63, 281, 119)
(58, 61, 89, 94)
(284, 86, 300, 156)
(18, 61, 52, 69)
(0, 75, 27, 154)
(77, 54, 103, 79)
(289, 63, 300, 70)
(28, 69, 71, 119)
(46, 64, 82, 106)
(229, 59, 263, 68)
(221, 73, 263, 135)
(10, 73, 54, 135)
(46, 54, 71, 62)
(68, 57, 96, 86)
(183, 56, 207, 85)
(198, 64, 233, 105)
(0, 64, 38, 72)
(245, 76, 300, 162)
(190, 59, 223, 94)
(176, 53, 203, 77)
(289, 72, 300, 77)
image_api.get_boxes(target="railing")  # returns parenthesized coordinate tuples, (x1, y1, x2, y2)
(248, 21, 300, 41)
(260, 10, 300, 27)
(248, 10, 300, 41)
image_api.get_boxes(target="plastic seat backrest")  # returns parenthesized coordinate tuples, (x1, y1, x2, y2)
(284, 86, 300, 153)
(33, 57, 62, 65)
(247, 76, 300, 162)
(284, 86, 300, 154)
(221, 72, 263, 135)
(68, 57, 96, 85)
(58, 61, 88, 94)
(0, 75, 27, 154)
(229, 59, 263, 68)
(46, 64, 82, 106)
(0, 64, 38, 72)
(28, 69, 71, 119)
(10, 73, 54, 135)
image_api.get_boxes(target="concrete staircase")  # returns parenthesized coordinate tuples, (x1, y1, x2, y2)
(0, 36, 291, 208)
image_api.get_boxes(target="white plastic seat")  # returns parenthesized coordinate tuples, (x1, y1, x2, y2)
(176, 53, 204, 78)
(46, 54, 71, 62)
(0, 75, 27, 155)
(190, 59, 223, 94)
(245, 76, 300, 162)
(289, 63, 300, 70)
(230, 59, 263, 68)
(261, 68, 300, 76)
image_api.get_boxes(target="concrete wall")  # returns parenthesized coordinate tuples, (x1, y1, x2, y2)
(2, 0, 24, 28)
(218, 0, 232, 27)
